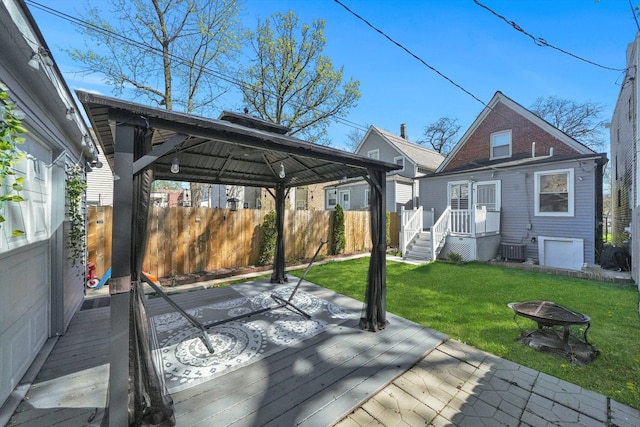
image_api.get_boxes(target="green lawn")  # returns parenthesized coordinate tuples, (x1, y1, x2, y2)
(289, 258, 640, 409)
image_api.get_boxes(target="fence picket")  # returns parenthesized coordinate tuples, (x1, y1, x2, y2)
(87, 206, 398, 279)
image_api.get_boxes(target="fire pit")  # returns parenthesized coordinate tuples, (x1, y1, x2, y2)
(508, 301, 599, 365)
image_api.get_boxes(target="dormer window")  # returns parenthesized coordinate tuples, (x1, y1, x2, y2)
(490, 130, 511, 160)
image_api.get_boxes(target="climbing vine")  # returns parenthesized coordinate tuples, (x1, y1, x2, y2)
(330, 204, 346, 255)
(0, 83, 26, 236)
(66, 164, 87, 267)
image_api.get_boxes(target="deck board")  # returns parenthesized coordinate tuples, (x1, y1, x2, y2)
(8, 281, 446, 427)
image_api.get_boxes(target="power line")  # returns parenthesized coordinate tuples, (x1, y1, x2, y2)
(473, 0, 626, 72)
(331, 0, 489, 110)
(627, 0, 640, 33)
(25, 0, 369, 137)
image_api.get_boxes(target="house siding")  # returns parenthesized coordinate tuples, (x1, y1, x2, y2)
(86, 150, 113, 206)
(358, 132, 413, 178)
(420, 158, 600, 265)
(395, 180, 413, 212)
(0, 0, 91, 407)
(443, 103, 582, 173)
(610, 36, 637, 284)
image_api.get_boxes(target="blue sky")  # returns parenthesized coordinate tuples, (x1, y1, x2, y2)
(28, 0, 638, 151)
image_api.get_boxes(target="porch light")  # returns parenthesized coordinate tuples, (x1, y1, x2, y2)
(170, 157, 180, 174)
(66, 108, 75, 121)
(279, 162, 286, 179)
(27, 53, 39, 70)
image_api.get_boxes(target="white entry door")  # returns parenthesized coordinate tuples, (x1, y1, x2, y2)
(338, 190, 350, 210)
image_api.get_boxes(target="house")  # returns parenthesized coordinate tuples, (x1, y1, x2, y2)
(86, 142, 113, 206)
(325, 125, 444, 212)
(0, 0, 96, 409)
(610, 34, 639, 285)
(403, 91, 606, 271)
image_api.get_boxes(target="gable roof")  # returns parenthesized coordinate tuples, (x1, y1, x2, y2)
(436, 91, 597, 173)
(358, 126, 444, 172)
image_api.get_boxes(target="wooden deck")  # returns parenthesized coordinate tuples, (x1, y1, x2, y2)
(7, 280, 446, 426)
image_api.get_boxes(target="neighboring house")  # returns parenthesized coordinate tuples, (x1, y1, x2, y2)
(0, 0, 96, 408)
(403, 91, 606, 271)
(86, 143, 113, 206)
(610, 34, 639, 285)
(325, 125, 444, 212)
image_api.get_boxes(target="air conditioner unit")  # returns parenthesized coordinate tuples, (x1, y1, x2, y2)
(501, 243, 526, 261)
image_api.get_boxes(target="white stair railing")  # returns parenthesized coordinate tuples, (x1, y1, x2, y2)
(400, 206, 423, 256)
(430, 206, 451, 260)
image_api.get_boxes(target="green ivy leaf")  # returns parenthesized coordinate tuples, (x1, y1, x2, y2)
(11, 229, 25, 237)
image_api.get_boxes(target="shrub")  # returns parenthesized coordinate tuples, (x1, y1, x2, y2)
(447, 251, 463, 263)
(258, 210, 277, 265)
(330, 204, 346, 255)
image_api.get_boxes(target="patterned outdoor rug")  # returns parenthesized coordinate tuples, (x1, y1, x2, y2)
(150, 286, 359, 394)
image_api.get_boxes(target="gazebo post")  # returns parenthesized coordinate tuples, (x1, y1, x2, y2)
(361, 170, 388, 331)
(271, 182, 287, 283)
(108, 125, 135, 426)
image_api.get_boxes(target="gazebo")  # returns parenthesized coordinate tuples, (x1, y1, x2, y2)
(77, 91, 400, 426)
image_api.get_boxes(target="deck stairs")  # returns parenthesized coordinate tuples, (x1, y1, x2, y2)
(403, 231, 433, 261)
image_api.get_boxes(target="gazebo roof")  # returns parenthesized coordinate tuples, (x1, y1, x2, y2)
(76, 91, 400, 188)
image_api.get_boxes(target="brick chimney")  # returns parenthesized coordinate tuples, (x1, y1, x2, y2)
(400, 123, 407, 139)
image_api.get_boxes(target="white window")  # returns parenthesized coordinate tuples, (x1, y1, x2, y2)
(490, 130, 511, 160)
(367, 149, 379, 160)
(364, 189, 370, 208)
(326, 189, 337, 209)
(534, 169, 574, 216)
(393, 156, 405, 171)
(448, 181, 470, 210)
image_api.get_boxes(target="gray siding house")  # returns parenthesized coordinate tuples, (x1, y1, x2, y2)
(404, 92, 606, 271)
(325, 125, 444, 212)
(610, 34, 639, 285)
(0, 0, 96, 409)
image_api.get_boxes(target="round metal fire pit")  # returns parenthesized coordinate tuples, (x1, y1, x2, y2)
(508, 301, 598, 365)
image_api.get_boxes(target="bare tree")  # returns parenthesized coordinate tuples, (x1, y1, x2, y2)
(70, 0, 243, 115)
(343, 126, 368, 152)
(419, 117, 460, 155)
(238, 11, 360, 145)
(529, 96, 606, 150)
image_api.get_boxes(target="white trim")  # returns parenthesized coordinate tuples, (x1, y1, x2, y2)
(473, 179, 501, 210)
(393, 155, 405, 171)
(447, 180, 471, 210)
(325, 189, 337, 209)
(364, 188, 370, 208)
(490, 130, 511, 160)
(338, 189, 351, 210)
(534, 168, 574, 217)
(367, 149, 379, 160)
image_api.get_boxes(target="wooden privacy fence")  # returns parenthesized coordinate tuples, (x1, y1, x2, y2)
(88, 206, 399, 279)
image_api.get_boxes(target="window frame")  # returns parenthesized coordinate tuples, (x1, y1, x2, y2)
(364, 188, 370, 208)
(393, 155, 405, 171)
(490, 130, 512, 160)
(326, 189, 337, 209)
(447, 180, 470, 211)
(367, 149, 379, 160)
(534, 168, 574, 217)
